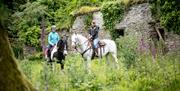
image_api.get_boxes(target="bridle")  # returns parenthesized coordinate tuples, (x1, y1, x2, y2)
(72, 37, 80, 51)
(72, 36, 91, 56)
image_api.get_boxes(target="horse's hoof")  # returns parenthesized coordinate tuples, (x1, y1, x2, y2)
(61, 70, 65, 74)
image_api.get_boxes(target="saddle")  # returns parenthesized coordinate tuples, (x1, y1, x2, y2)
(89, 40, 106, 59)
(45, 46, 55, 59)
(98, 41, 106, 47)
(88, 40, 106, 48)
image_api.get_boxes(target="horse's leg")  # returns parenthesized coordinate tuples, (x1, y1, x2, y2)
(98, 48, 102, 64)
(47, 48, 53, 68)
(105, 53, 110, 66)
(47, 61, 53, 71)
(60, 60, 64, 70)
(60, 60, 65, 74)
(111, 53, 119, 69)
(84, 57, 91, 73)
(52, 62, 55, 72)
(84, 58, 88, 71)
(61, 63, 64, 70)
(87, 57, 92, 73)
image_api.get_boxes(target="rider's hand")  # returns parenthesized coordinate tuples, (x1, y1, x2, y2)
(88, 35, 92, 39)
(51, 44, 55, 47)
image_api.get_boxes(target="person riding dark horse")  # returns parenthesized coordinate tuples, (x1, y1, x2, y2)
(46, 25, 68, 70)
(47, 25, 60, 61)
(88, 20, 100, 58)
(51, 36, 68, 70)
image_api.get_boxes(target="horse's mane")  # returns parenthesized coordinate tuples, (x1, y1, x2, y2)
(74, 34, 88, 42)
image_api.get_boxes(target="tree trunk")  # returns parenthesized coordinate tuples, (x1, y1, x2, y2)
(0, 29, 37, 91)
(40, 16, 46, 58)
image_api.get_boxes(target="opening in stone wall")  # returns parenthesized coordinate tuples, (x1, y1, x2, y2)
(115, 28, 125, 37)
(158, 27, 165, 41)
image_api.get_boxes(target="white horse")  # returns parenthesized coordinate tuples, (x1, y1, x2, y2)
(71, 33, 119, 71)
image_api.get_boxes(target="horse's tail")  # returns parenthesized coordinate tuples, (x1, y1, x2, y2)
(102, 39, 117, 55)
(112, 40, 117, 55)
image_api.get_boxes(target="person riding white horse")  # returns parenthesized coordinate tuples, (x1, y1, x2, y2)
(88, 20, 100, 58)
(71, 33, 119, 72)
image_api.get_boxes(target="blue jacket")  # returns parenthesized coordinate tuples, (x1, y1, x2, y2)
(48, 32, 60, 46)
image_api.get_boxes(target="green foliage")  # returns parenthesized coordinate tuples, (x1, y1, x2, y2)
(116, 35, 138, 68)
(10, 38, 24, 59)
(9, 1, 48, 48)
(18, 26, 40, 47)
(101, 1, 125, 39)
(85, 14, 94, 30)
(27, 52, 43, 61)
(150, 0, 180, 34)
(0, 0, 27, 28)
(0, 3, 8, 28)
(53, 0, 76, 30)
(8, 0, 106, 50)
(18, 52, 180, 91)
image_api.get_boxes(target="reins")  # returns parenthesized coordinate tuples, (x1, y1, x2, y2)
(73, 37, 92, 56)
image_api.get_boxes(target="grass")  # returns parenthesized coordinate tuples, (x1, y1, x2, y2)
(18, 34, 180, 91)
(18, 52, 180, 91)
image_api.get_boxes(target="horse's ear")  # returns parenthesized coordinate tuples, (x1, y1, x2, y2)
(65, 34, 69, 37)
(74, 31, 77, 35)
(69, 29, 72, 34)
(69, 28, 75, 34)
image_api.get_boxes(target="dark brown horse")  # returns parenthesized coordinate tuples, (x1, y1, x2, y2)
(46, 38, 68, 70)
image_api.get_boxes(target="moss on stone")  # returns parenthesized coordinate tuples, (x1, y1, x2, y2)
(71, 6, 100, 16)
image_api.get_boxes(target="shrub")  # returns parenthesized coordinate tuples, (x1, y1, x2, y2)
(10, 38, 24, 59)
(116, 35, 138, 69)
(27, 52, 43, 61)
(18, 26, 40, 47)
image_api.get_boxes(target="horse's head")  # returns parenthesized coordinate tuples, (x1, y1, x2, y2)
(71, 33, 88, 51)
(57, 38, 68, 56)
(71, 33, 80, 50)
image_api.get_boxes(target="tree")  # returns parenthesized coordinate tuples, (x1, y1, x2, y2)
(0, 0, 36, 91)
(12, 1, 48, 47)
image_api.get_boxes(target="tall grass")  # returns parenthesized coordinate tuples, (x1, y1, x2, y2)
(18, 51, 180, 91)
(18, 32, 180, 91)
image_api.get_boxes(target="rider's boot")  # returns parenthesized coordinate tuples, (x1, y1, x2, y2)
(95, 48, 98, 57)
(91, 47, 96, 59)
(47, 49, 51, 62)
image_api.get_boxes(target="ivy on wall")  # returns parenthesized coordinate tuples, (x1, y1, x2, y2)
(150, 0, 180, 34)
(101, 1, 125, 39)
